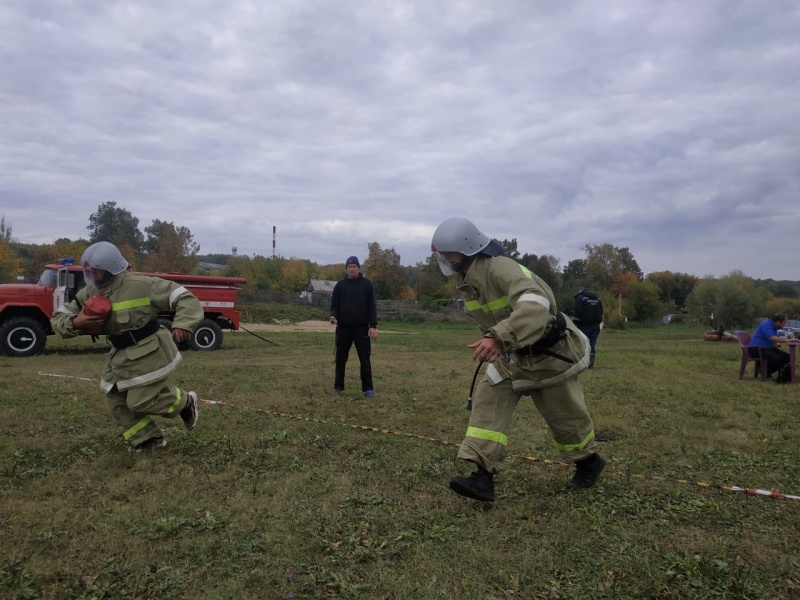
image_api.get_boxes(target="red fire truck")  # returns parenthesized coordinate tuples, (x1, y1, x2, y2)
(0, 260, 247, 357)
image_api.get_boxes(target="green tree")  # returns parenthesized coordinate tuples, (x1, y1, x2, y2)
(645, 271, 698, 309)
(87, 202, 144, 253)
(520, 253, 562, 292)
(563, 259, 585, 282)
(498, 238, 521, 261)
(416, 255, 453, 303)
(141, 219, 199, 273)
(617, 247, 643, 281)
(754, 279, 800, 299)
(0, 215, 13, 243)
(364, 242, 409, 300)
(372, 279, 391, 300)
(686, 271, 768, 338)
(626, 280, 662, 322)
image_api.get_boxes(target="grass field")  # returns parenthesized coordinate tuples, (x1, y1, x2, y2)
(1, 321, 799, 599)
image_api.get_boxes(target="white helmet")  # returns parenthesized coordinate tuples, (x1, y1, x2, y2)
(81, 241, 129, 285)
(430, 217, 504, 275)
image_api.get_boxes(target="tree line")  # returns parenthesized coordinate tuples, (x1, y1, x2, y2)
(1, 208, 799, 331)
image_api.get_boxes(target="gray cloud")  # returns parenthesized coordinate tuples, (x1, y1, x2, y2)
(2, 0, 799, 278)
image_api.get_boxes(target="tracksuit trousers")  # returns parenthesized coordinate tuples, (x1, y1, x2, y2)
(333, 324, 373, 392)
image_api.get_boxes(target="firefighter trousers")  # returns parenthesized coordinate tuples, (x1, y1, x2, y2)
(105, 377, 190, 446)
(458, 374, 596, 474)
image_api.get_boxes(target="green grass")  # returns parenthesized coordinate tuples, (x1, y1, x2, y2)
(1, 322, 799, 599)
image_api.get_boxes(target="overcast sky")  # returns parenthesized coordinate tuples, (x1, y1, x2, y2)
(2, 1, 799, 279)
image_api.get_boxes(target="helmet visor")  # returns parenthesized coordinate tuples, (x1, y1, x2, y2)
(82, 264, 94, 285)
(434, 251, 465, 276)
(82, 263, 114, 287)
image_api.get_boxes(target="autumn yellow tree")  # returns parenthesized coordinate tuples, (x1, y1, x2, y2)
(0, 240, 23, 282)
(416, 254, 454, 305)
(32, 239, 90, 268)
(583, 243, 642, 289)
(765, 296, 800, 318)
(363, 242, 412, 300)
(280, 258, 310, 292)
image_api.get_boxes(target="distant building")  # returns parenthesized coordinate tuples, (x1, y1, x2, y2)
(301, 279, 338, 306)
(199, 262, 225, 273)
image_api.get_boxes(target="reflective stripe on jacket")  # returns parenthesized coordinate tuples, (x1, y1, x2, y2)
(51, 272, 204, 391)
(456, 255, 590, 389)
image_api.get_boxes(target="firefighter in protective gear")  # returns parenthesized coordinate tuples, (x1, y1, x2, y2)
(51, 241, 204, 451)
(431, 218, 605, 501)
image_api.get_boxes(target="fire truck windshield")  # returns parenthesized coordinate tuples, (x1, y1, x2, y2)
(38, 269, 57, 287)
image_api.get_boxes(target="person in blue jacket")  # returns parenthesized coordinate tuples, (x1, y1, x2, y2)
(329, 256, 379, 397)
(749, 313, 794, 383)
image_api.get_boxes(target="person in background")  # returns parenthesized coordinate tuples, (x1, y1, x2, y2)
(51, 241, 204, 451)
(431, 217, 605, 502)
(573, 286, 604, 368)
(749, 313, 794, 383)
(329, 256, 379, 397)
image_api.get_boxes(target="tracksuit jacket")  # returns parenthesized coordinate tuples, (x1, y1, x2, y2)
(330, 274, 377, 327)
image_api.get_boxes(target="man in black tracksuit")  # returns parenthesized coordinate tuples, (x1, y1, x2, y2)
(329, 256, 379, 397)
(573, 287, 604, 368)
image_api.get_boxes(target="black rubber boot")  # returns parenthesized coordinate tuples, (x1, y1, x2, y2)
(775, 364, 791, 384)
(567, 453, 605, 490)
(449, 467, 495, 502)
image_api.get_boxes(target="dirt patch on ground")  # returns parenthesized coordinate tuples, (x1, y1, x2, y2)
(238, 320, 406, 334)
(239, 320, 333, 333)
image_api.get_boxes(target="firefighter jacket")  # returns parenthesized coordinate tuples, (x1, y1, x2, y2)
(51, 272, 203, 393)
(456, 255, 590, 390)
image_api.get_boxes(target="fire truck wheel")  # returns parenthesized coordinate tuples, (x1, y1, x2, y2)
(189, 319, 223, 351)
(0, 316, 47, 357)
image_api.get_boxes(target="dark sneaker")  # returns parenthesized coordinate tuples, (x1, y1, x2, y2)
(332, 387, 342, 395)
(449, 467, 495, 502)
(180, 391, 199, 430)
(775, 365, 791, 384)
(364, 390, 377, 398)
(567, 453, 605, 489)
(128, 436, 167, 452)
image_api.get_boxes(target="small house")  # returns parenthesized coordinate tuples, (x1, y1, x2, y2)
(301, 279, 338, 306)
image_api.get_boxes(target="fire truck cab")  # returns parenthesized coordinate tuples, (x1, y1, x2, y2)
(0, 260, 247, 357)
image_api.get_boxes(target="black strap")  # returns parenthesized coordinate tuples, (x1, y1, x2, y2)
(516, 312, 574, 364)
(108, 319, 161, 350)
(466, 361, 484, 412)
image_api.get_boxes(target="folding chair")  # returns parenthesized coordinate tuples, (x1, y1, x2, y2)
(735, 331, 768, 382)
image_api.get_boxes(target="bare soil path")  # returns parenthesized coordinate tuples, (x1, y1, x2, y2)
(238, 320, 405, 333)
